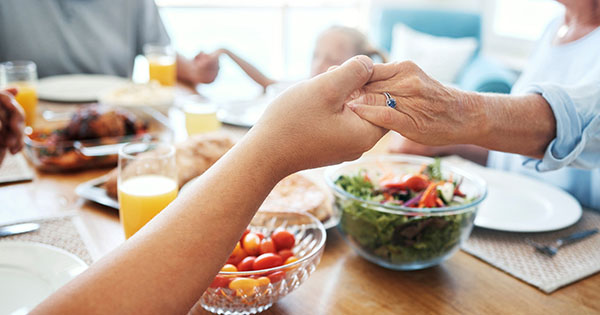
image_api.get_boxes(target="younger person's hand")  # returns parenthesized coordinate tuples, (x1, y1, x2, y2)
(189, 51, 220, 84)
(0, 88, 25, 165)
(248, 55, 387, 175)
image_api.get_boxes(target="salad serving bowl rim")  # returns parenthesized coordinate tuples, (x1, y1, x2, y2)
(325, 154, 488, 215)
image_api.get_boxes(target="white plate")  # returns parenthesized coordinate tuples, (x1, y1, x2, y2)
(473, 167, 582, 232)
(99, 82, 174, 109)
(0, 241, 88, 314)
(217, 98, 269, 128)
(38, 74, 129, 103)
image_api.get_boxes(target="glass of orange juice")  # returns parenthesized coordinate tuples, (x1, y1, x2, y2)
(180, 95, 221, 136)
(144, 44, 176, 86)
(0, 61, 38, 127)
(118, 141, 178, 239)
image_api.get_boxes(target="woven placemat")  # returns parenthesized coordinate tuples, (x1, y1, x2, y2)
(0, 152, 34, 184)
(0, 216, 93, 265)
(462, 209, 600, 293)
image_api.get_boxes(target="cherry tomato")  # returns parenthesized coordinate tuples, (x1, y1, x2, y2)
(226, 242, 248, 265)
(267, 270, 286, 283)
(284, 256, 298, 265)
(253, 253, 283, 270)
(229, 277, 258, 296)
(242, 233, 261, 256)
(256, 276, 270, 287)
(239, 229, 250, 243)
(210, 275, 232, 288)
(255, 232, 265, 240)
(259, 239, 277, 254)
(237, 256, 256, 272)
(278, 249, 294, 261)
(272, 230, 295, 250)
(221, 264, 238, 272)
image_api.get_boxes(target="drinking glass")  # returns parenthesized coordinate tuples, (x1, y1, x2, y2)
(181, 95, 221, 135)
(118, 141, 177, 239)
(0, 61, 38, 127)
(144, 44, 177, 86)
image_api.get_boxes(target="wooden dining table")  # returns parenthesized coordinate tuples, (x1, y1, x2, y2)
(1, 100, 599, 315)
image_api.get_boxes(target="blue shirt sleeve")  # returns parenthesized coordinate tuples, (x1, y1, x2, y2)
(522, 82, 600, 171)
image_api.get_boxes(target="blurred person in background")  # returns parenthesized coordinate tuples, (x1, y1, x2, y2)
(217, 26, 388, 91)
(0, 88, 24, 165)
(349, 0, 600, 209)
(0, 0, 220, 87)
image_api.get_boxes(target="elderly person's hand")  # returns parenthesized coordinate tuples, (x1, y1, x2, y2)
(0, 88, 25, 165)
(348, 61, 556, 158)
(248, 55, 386, 175)
(348, 61, 480, 146)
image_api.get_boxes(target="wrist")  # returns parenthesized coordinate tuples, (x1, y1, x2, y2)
(457, 91, 492, 146)
(236, 128, 295, 182)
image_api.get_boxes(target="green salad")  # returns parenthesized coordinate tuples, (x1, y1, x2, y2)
(334, 159, 476, 265)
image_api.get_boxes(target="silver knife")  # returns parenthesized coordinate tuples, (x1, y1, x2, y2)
(0, 223, 40, 237)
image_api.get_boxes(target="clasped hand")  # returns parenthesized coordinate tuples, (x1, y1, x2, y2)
(249, 58, 479, 176)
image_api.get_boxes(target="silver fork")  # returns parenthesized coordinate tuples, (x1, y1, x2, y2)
(526, 228, 598, 257)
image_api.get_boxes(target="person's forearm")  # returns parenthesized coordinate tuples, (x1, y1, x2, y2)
(32, 131, 289, 314)
(221, 49, 276, 90)
(466, 92, 556, 159)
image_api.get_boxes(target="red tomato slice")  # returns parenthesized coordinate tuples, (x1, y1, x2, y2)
(403, 175, 430, 191)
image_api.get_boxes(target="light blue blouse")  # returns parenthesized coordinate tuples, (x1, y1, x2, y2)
(488, 18, 600, 210)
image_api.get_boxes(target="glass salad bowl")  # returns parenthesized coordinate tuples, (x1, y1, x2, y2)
(198, 211, 326, 314)
(325, 155, 487, 270)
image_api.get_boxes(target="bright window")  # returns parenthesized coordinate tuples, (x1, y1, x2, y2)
(491, 0, 563, 41)
(157, 1, 362, 101)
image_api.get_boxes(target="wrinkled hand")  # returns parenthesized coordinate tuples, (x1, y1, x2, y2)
(0, 88, 25, 165)
(348, 61, 483, 146)
(249, 55, 387, 174)
(189, 51, 220, 84)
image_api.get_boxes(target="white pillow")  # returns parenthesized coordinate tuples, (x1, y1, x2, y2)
(389, 24, 478, 83)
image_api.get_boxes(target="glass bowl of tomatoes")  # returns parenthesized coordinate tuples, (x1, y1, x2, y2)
(198, 211, 326, 314)
(325, 155, 487, 270)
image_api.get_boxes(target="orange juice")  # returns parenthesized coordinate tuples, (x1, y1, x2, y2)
(148, 56, 176, 86)
(12, 83, 37, 127)
(118, 174, 178, 239)
(183, 105, 221, 135)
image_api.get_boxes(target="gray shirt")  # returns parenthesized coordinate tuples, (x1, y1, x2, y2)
(0, 0, 170, 78)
